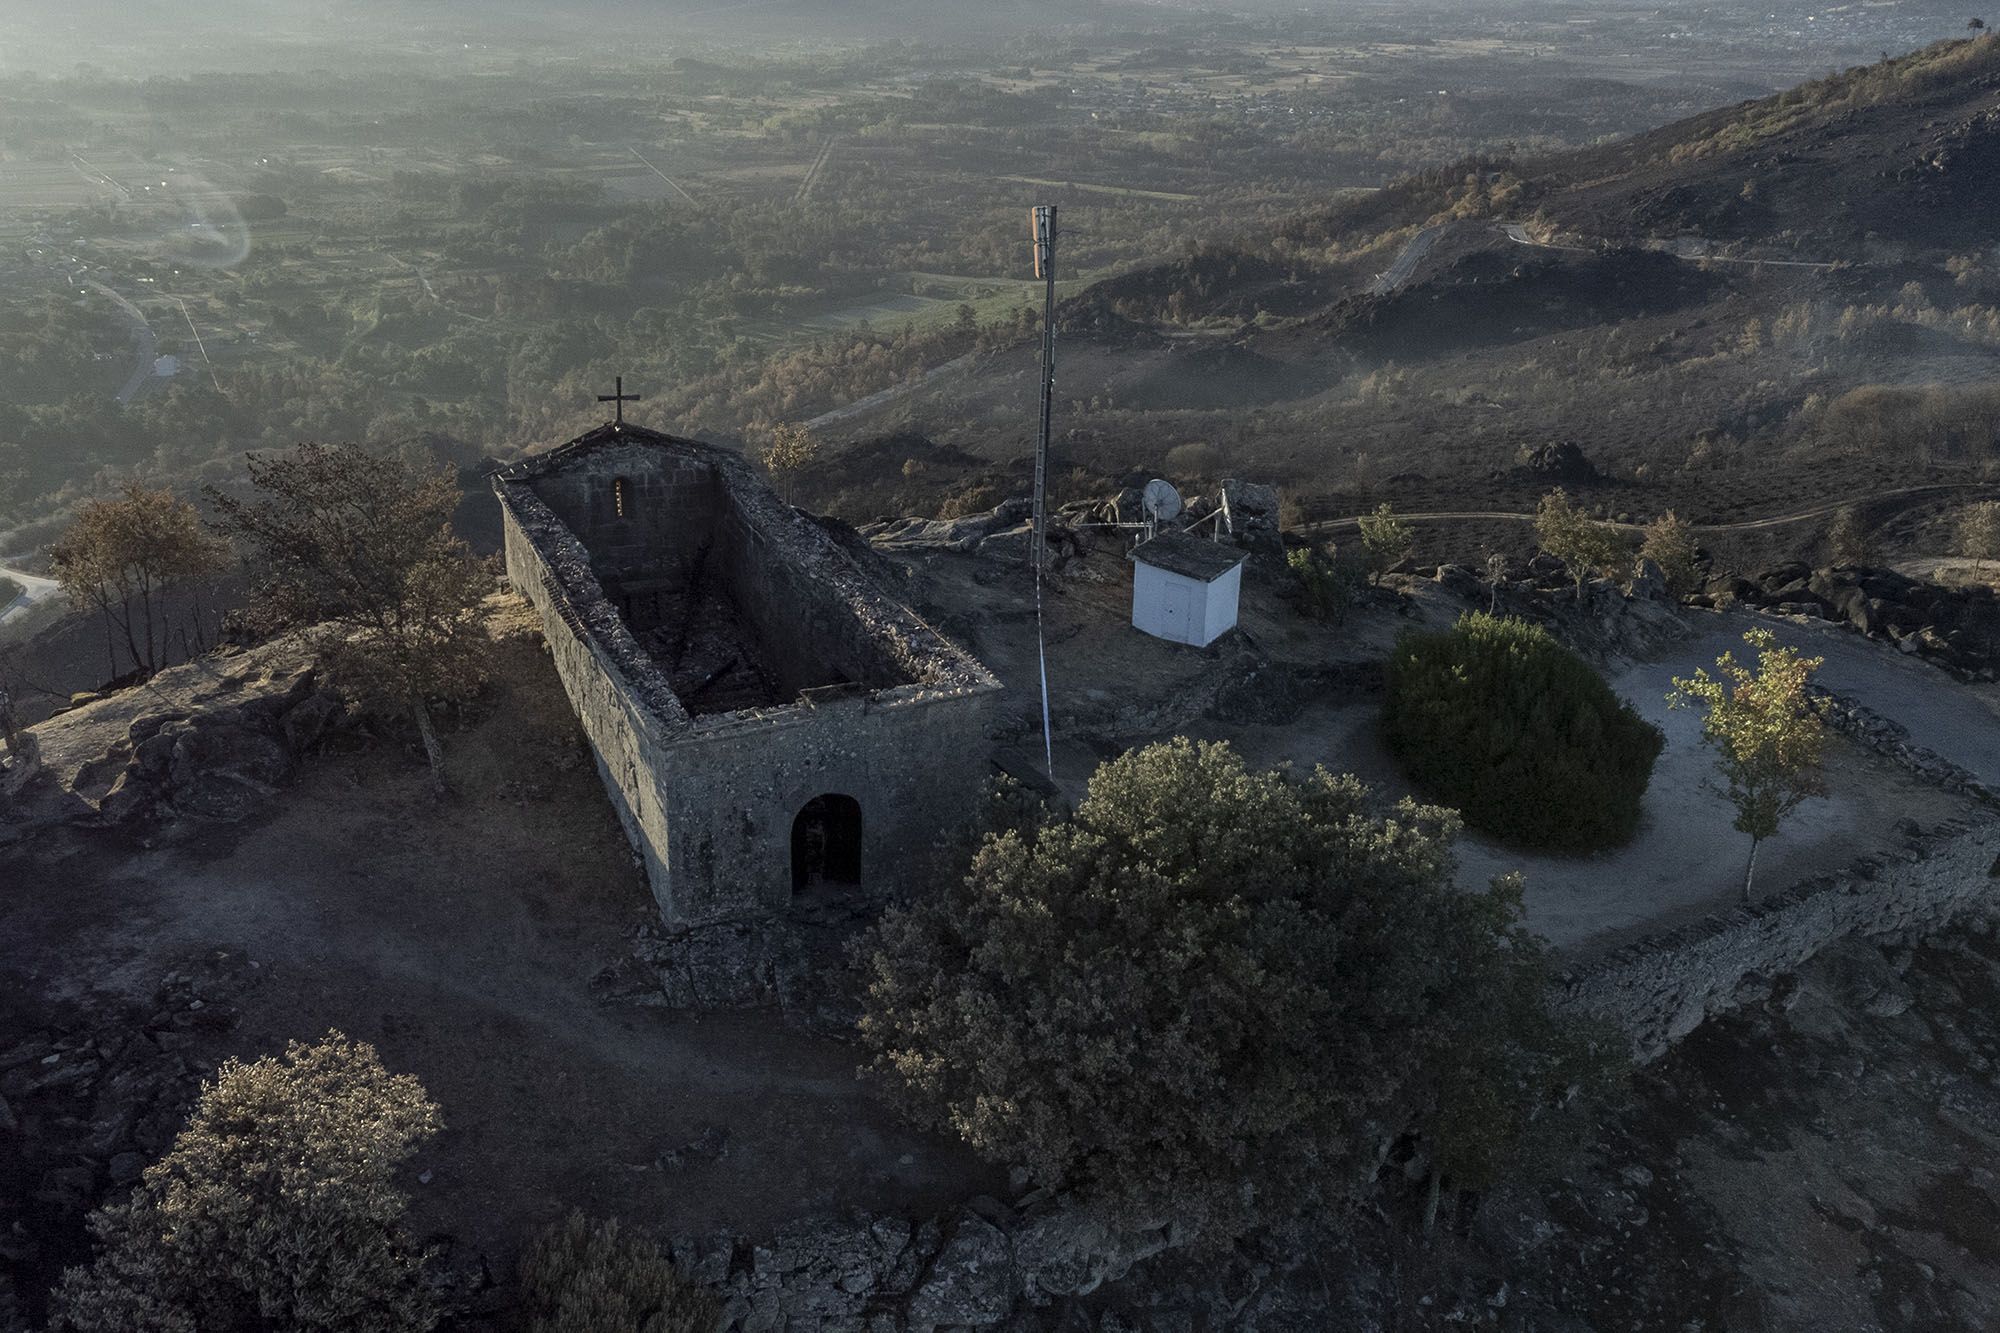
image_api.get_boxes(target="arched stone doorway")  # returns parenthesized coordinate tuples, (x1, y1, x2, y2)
(791, 794, 862, 892)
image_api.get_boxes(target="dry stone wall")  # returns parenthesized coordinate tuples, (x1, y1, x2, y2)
(1558, 818, 2000, 1061)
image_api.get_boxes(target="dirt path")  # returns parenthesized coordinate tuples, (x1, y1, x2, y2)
(1300, 482, 2000, 538)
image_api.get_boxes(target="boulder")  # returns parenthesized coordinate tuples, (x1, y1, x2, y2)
(166, 723, 295, 823)
(1013, 1206, 1172, 1300)
(1218, 478, 1279, 530)
(1629, 557, 1668, 602)
(1517, 441, 1599, 482)
(907, 1212, 1015, 1329)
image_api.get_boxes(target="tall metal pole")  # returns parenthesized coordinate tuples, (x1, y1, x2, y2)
(1029, 205, 1058, 783)
(1031, 205, 1057, 576)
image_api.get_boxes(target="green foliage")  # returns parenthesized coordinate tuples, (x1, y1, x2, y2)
(520, 1213, 719, 1333)
(1670, 629, 1828, 899)
(52, 1033, 440, 1333)
(1286, 542, 1364, 622)
(1534, 487, 1629, 600)
(1385, 613, 1664, 852)
(1356, 501, 1415, 583)
(857, 737, 1601, 1242)
(1638, 510, 1702, 596)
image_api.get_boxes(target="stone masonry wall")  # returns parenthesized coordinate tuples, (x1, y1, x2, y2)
(1557, 818, 2000, 1061)
(500, 496, 684, 910)
(496, 429, 1002, 925)
(660, 688, 995, 921)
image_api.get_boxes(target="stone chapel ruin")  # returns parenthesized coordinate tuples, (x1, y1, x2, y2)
(495, 421, 1001, 924)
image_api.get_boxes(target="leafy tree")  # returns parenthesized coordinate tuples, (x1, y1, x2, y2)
(1669, 629, 1828, 902)
(1638, 510, 1702, 596)
(1957, 499, 2000, 572)
(1286, 542, 1363, 622)
(1534, 488, 1628, 600)
(52, 1033, 440, 1333)
(758, 422, 821, 504)
(1825, 505, 1874, 567)
(1385, 614, 1664, 852)
(207, 444, 489, 793)
(48, 485, 227, 679)
(521, 1213, 719, 1333)
(857, 737, 1601, 1243)
(1356, 501, 1414, 583)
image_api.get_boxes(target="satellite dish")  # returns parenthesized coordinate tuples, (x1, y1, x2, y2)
(1142, 478, 1183, 524)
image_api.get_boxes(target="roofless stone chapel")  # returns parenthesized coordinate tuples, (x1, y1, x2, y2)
(495, 419, 1002, 925)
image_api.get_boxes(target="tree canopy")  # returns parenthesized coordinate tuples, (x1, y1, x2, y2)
(53, 1033, 440, 1333)
(1386, 613, 1663, 852)
(857, 738, 1605, 1242)
(207, 443, 489, 790)
(1670, 628, 1828, 900)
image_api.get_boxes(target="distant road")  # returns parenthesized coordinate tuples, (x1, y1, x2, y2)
(0, 564, 61, 630)
(803, 352, 980, 431)
(1369, 223, 1448, 295)
(82, 280, 159, 405)
(1302, 482, 2000, 537)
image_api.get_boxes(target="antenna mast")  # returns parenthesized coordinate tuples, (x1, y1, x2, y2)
(1030, 205, 1058, 576)
(1029, 204, 1058, 783)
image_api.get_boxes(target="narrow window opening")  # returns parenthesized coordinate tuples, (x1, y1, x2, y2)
(613, 476, 630, 520)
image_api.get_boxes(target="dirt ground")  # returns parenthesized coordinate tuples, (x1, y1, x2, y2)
(904, 538, 1986, 953)
(0, 603, 995, 1268)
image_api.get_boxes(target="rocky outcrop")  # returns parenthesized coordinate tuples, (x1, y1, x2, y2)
(0, 639, 350, 846)
(0, 951, 259, 1310)
(674, 1193, 1174, 1332)
(1514, 440, 1600, 483)
(1700, 563, 2000, 680)
(1416, 555, 1690, 662)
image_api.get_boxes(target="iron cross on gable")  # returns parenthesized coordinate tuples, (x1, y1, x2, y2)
(597, 376, 642, 423)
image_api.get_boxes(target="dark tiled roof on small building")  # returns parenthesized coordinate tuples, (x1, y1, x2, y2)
(1131, 530, 1248, 583)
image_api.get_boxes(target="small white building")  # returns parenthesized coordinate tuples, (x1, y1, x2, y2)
(1130, 530, 1246, 647)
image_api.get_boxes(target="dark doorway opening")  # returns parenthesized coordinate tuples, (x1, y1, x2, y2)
(791, 794, 862, 892)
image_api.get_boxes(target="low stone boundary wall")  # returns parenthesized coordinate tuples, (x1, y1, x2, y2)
(1811, 685, 2000, 807)
(1557, 818, 2000, 1060)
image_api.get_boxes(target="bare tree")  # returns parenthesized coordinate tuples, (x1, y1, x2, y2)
(207, 444, 489, 794)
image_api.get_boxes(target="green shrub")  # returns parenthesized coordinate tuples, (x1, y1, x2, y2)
(520, 1213, 719, 1333)
(52, 1033, 440, 1333)
(857, 737, 1603, 1242)
(1286, 542, 1364, 622)
(1385, 613, 1663, 852)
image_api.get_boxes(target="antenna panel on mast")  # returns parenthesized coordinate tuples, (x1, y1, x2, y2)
(1142, 478, 1183, 525)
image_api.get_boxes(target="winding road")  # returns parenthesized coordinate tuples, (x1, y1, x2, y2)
(0, 565, 61, 630)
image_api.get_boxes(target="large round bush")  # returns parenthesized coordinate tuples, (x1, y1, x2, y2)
(1384, 613, 1663, 852)
(856, 738, 1593, 1242)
